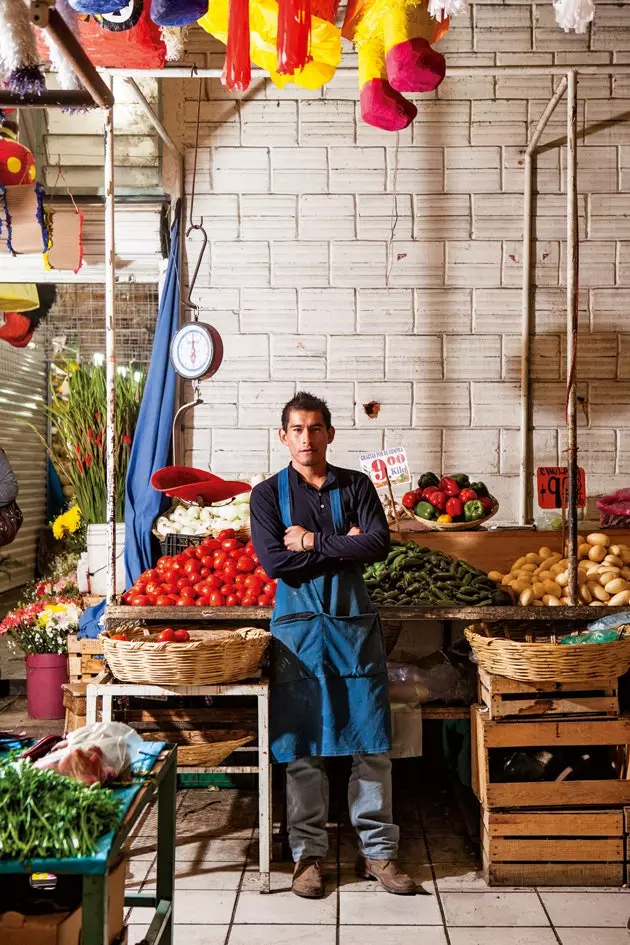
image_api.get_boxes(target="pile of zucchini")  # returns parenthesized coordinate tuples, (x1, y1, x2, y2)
(363, 541, 512, 607)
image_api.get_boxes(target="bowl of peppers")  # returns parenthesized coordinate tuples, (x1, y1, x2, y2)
(402, 473, 499, 531)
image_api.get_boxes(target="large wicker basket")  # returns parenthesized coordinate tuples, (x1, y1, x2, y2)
(141, 730, 254, 766)
(465, 622, 630, 683)
(100, 627, 270, 685)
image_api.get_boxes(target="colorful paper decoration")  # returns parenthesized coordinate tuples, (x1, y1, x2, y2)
(0, 183, 49, 255)
(344, 0, 448, 131)
(0, 0, 45, 95)
(150, 0, 207, 27)
(44, 206, 84, 273)
(76, 0, 166, 69)
(68, 0, 127, 16)
(277, 0, 312, 75)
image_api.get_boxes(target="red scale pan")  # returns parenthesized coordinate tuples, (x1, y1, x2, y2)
(150, 466, 250, 505)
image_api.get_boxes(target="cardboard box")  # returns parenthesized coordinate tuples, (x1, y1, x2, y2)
(0, 858, 126, 945)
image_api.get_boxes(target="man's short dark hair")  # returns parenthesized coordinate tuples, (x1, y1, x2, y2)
(281, 392, 332, 431)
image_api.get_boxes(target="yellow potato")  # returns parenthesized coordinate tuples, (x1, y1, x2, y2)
(605, 578, 629, 595)
(539, 546, 553, 560)
(525, 553, 541, 564)
(621, 567, 630, 580)
(609, 545, 623, 557)
(544, 595, 562, 606)
(599, 571, 619, 587)
(532, 582, 546, 599)
(590, 601, 606, 607)
(604, 554, 623, 568)
(533, 600, 544, 607)
(543, 580, 562, 597)
(578, 569, 587, 585)
(592, 584, 611, 602)
(510, 579, 531, 594)
(622, 551, 630, 565)
(587, 532, 610, 547)
(560, 596, 571, 605)
(609, 590, 630, 606)
(488, 571, 503, 583)
(578, 542, 591, 559)
(519, 587, 535, 606)
(546, 554, 562, 567)
(578, 560, 592, 572)
(588, 545, 607, 562)
(513, 556, 527, 570)
(520, 564, 537, 573)
(579, 584, 592, 603)
(537, 570, 552, 581)
(556, 570, 569, 587)
(502, 575, 513, 586)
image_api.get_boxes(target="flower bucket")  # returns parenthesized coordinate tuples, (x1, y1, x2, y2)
(87, 523, 126, 596)
(25, 653, 68, 719)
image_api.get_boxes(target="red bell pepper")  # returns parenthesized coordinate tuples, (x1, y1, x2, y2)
(445, 496, 464, 519)
(438, 477, 460, 497)
(479, 496, 493, 513)
(459, 488, 478, 504)
(422, 486, 439, 499)
(402, 491, 418, 509)
(427, 490, 446, 511)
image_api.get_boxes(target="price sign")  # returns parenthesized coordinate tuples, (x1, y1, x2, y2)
(537, 466, 586, 509)
(359, 447, 411, 490)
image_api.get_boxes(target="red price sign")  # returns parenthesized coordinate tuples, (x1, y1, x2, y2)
(537, 466, 586, 509)
(359, 448, 410, 490)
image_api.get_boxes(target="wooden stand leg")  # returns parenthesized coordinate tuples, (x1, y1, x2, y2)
(258, 689, 272, 893)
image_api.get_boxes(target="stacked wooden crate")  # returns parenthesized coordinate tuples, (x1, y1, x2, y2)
(472, 668, 630, 886)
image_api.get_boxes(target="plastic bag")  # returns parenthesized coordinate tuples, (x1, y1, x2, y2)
(34, 722, 145, 785)
(560, 629, 620, 645)
(388, 662, 465, 706)
(596, 489, 630, 528)
(588, 610, 630, 632)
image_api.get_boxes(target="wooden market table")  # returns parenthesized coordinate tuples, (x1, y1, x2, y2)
(0, 745, 177, 945)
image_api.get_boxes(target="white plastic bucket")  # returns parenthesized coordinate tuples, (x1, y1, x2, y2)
(86, 523, 126, 596)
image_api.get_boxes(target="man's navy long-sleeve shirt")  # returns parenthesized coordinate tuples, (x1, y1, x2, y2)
(250, 464, 391, 585)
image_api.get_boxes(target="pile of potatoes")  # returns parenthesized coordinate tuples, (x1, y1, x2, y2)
(488, 533, 630, 607)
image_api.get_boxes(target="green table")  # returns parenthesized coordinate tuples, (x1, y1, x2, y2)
(0, 745, 177, 945)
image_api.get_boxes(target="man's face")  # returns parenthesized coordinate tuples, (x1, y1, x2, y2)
(279, 410, 335, 467)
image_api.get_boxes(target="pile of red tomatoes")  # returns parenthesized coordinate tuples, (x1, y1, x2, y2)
(122, 530, 276, 608)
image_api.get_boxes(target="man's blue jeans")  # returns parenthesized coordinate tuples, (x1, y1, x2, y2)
(286, 752, 400, 862)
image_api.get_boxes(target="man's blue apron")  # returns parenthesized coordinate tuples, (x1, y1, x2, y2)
(269, 465, 392, 764)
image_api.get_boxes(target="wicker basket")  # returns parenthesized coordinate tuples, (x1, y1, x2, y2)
(100, 627, 270, 685)
(141, 730, 254, 766)
(411, 499, 499, 532)
(465, 622, 630, 683)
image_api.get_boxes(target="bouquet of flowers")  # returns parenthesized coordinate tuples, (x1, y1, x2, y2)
(0, 600, 82, 654)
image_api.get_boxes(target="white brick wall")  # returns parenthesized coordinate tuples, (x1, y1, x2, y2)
(182, 15, 630, 518)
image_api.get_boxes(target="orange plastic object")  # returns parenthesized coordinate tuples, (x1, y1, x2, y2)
(150, 466, 251, 503)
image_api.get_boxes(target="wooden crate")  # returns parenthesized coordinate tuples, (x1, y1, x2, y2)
(67, 634, 105, 683)
(471, 704, 630, 808)
(482, 808, 625, 886)
(62, 682, 87, 731)
(478, 668, 619, 721)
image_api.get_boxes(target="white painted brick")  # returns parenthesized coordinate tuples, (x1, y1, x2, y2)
(184, 149, 211, 195)
(471, 101, 528, 147)
(387, 148, 443, 193)
(238, 382, 296, 427)
(438, 72, 494, 101)
(414, 194, 471, 239)
(496, 75, 553, 100)
(212, 428, 269, 474)
(584, 99, 630, 145)
(618, 244, 630, 286)
(445, 335, 501, 380)
(413, 102, 471, 147)
(559, 241, 616, 289)
(617, 149, 630, 193)
(212, 242, 270, 287)
(615, 431, 630, 474)
(590, 380, 630, 427)
(300, 288, 356, 333)
(329, 147, 386, 194)
(559, 429, 616, 474)
(388, 241, 445, 288)
(384, 428, 443, 477)
(329, 335, 385, 380)
(221, 334, 269, 380)
(591, 289, 630, 333)
(447, 241, 502, 287)
(271, 148, 328, 194)
(300, 195, 355, 240)
(413, 381, 470, 427)
(355, 383, 412, 427)
(503, 146, 561, 195)
(474, 288, 521, 334)
(331, 242, 387, 287)
(357, 194, 412, 240)
(328, 429, 384, 469)
(563, 146, 619, 194)
(386, 335, 443, 380)
(241, 195, 297, 240)
(501, 429, 558, 476)
(561, 333, 619, 380)
(415, 288, 472, 334)
(213, 148, 270, 193)
(475, 3, 532, 52)
(438, 15, 473, 54)
(194, 297, 240, 335)
(503, 334, 562, 381)
(292, 382, 355, 428)
(183, 425, 212, 457)
(241, 288, 298, 333)
(272, 335, 326, 380)
(503, 241, 560, 288)
(184, 101, 240, 147)
(592, 3, 630, 49)
(534, 3, 591, 52)
(590, 194, 630, 239)
(533, 287, 589, 334)
(184, 382, 238, 428)
(322, 69, 360, 101)
(472, 381, 521, 426)
(443, 429, 500, 475)
(300, 101, 356, 146)
(532, 381, 589, 429)
(473, 194, 522, 240)
(477, 475, 521, 524)
(271, 241, 329, 287)
(189, 195, 239, 240)
(241, 102, 298, 146)
(357, 289, 414, 334)
(446, 147, 501, 194)
(620, 336, 630, 378)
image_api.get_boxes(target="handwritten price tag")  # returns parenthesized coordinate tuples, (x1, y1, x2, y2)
(537, 466, 586, 509)
(359, 448, 411, 490)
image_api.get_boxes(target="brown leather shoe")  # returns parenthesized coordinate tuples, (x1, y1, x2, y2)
(356, 856, 416, 895)
(293, 857, 324, 898)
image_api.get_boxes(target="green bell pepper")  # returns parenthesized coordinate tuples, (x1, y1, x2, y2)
(415, 500, 438, 521)
(450, 473, 470, 489)
(464, 499, 485, 522)
(469, 481, 489, 498)
(418, 471, 440, 490)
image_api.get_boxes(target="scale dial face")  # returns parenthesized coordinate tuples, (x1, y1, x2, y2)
(170, 323, 218, 380)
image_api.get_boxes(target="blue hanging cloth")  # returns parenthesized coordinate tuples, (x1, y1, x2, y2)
(124, 211, 181, 588)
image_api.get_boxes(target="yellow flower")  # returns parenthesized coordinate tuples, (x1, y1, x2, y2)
(52, 516, 66, 540)
(51, 505, 81, 540)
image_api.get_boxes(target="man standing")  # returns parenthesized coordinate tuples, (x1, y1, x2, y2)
(250, 392, 415, 899)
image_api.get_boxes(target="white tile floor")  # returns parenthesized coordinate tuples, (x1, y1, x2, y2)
(124, 787, 630, 945)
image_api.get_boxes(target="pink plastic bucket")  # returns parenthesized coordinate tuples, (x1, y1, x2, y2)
(25, 653, 68, 719)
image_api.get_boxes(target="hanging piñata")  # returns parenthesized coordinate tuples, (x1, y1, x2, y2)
(75, 0, 166, 68)
(0, 0, 45, 95)
(0, 114, 36, 186)
(343, 0, 449, 131)
(199, 0, 342, 92)
(150, 0, 207, 27)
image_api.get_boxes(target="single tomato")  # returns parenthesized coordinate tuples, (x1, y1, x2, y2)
(225, 594, 239, 607)
(223, 563, 238, 581)
(199, 567, 210, 578)
(234, 574, 246, 586)
(195, 595, 211, 606)
(201, 537, 221, 552)
(173, 629, 190, 643)
(111, 633, 128, 641)
(121, 591, 133, 604)
(183, 547, 198, 558)
(221, 583, 237, 596)
(156, 595, 172, 606)
(194, 546, 206, 559)
(241, 596, 257, 607)
(180, 586, 196, 600)
(222, 538, 244, 552)
(146, 592, 159, 605)
(184, 558, 201, 575)
(176, 598, 189, 606)
(237, 555, 256, 573)
(206, 574, 223, 590)
(162, 582, 178, 595)
(209, 591, 225, 607)
(144, 569, 159, 582)
(263, 582, 277, 596)
(157, 628, 176, 642)
(254, 566, 270, 581)
(258, 595, 274, 606)
(201, 555, 214, 568)
(170, 561, 182, 573)
(176, 577, 190, 591)
(130, 594, 150, 606)
(217, 528, 236, 541)
(245, 540, 256, 555)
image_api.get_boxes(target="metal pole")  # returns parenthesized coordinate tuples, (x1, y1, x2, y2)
(0, 90, 96, 108)
(104, 96, 117, 603)
(99, 63, 630, 78)
(566, 70, 580, 606)
(520, 77, 568, 525)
